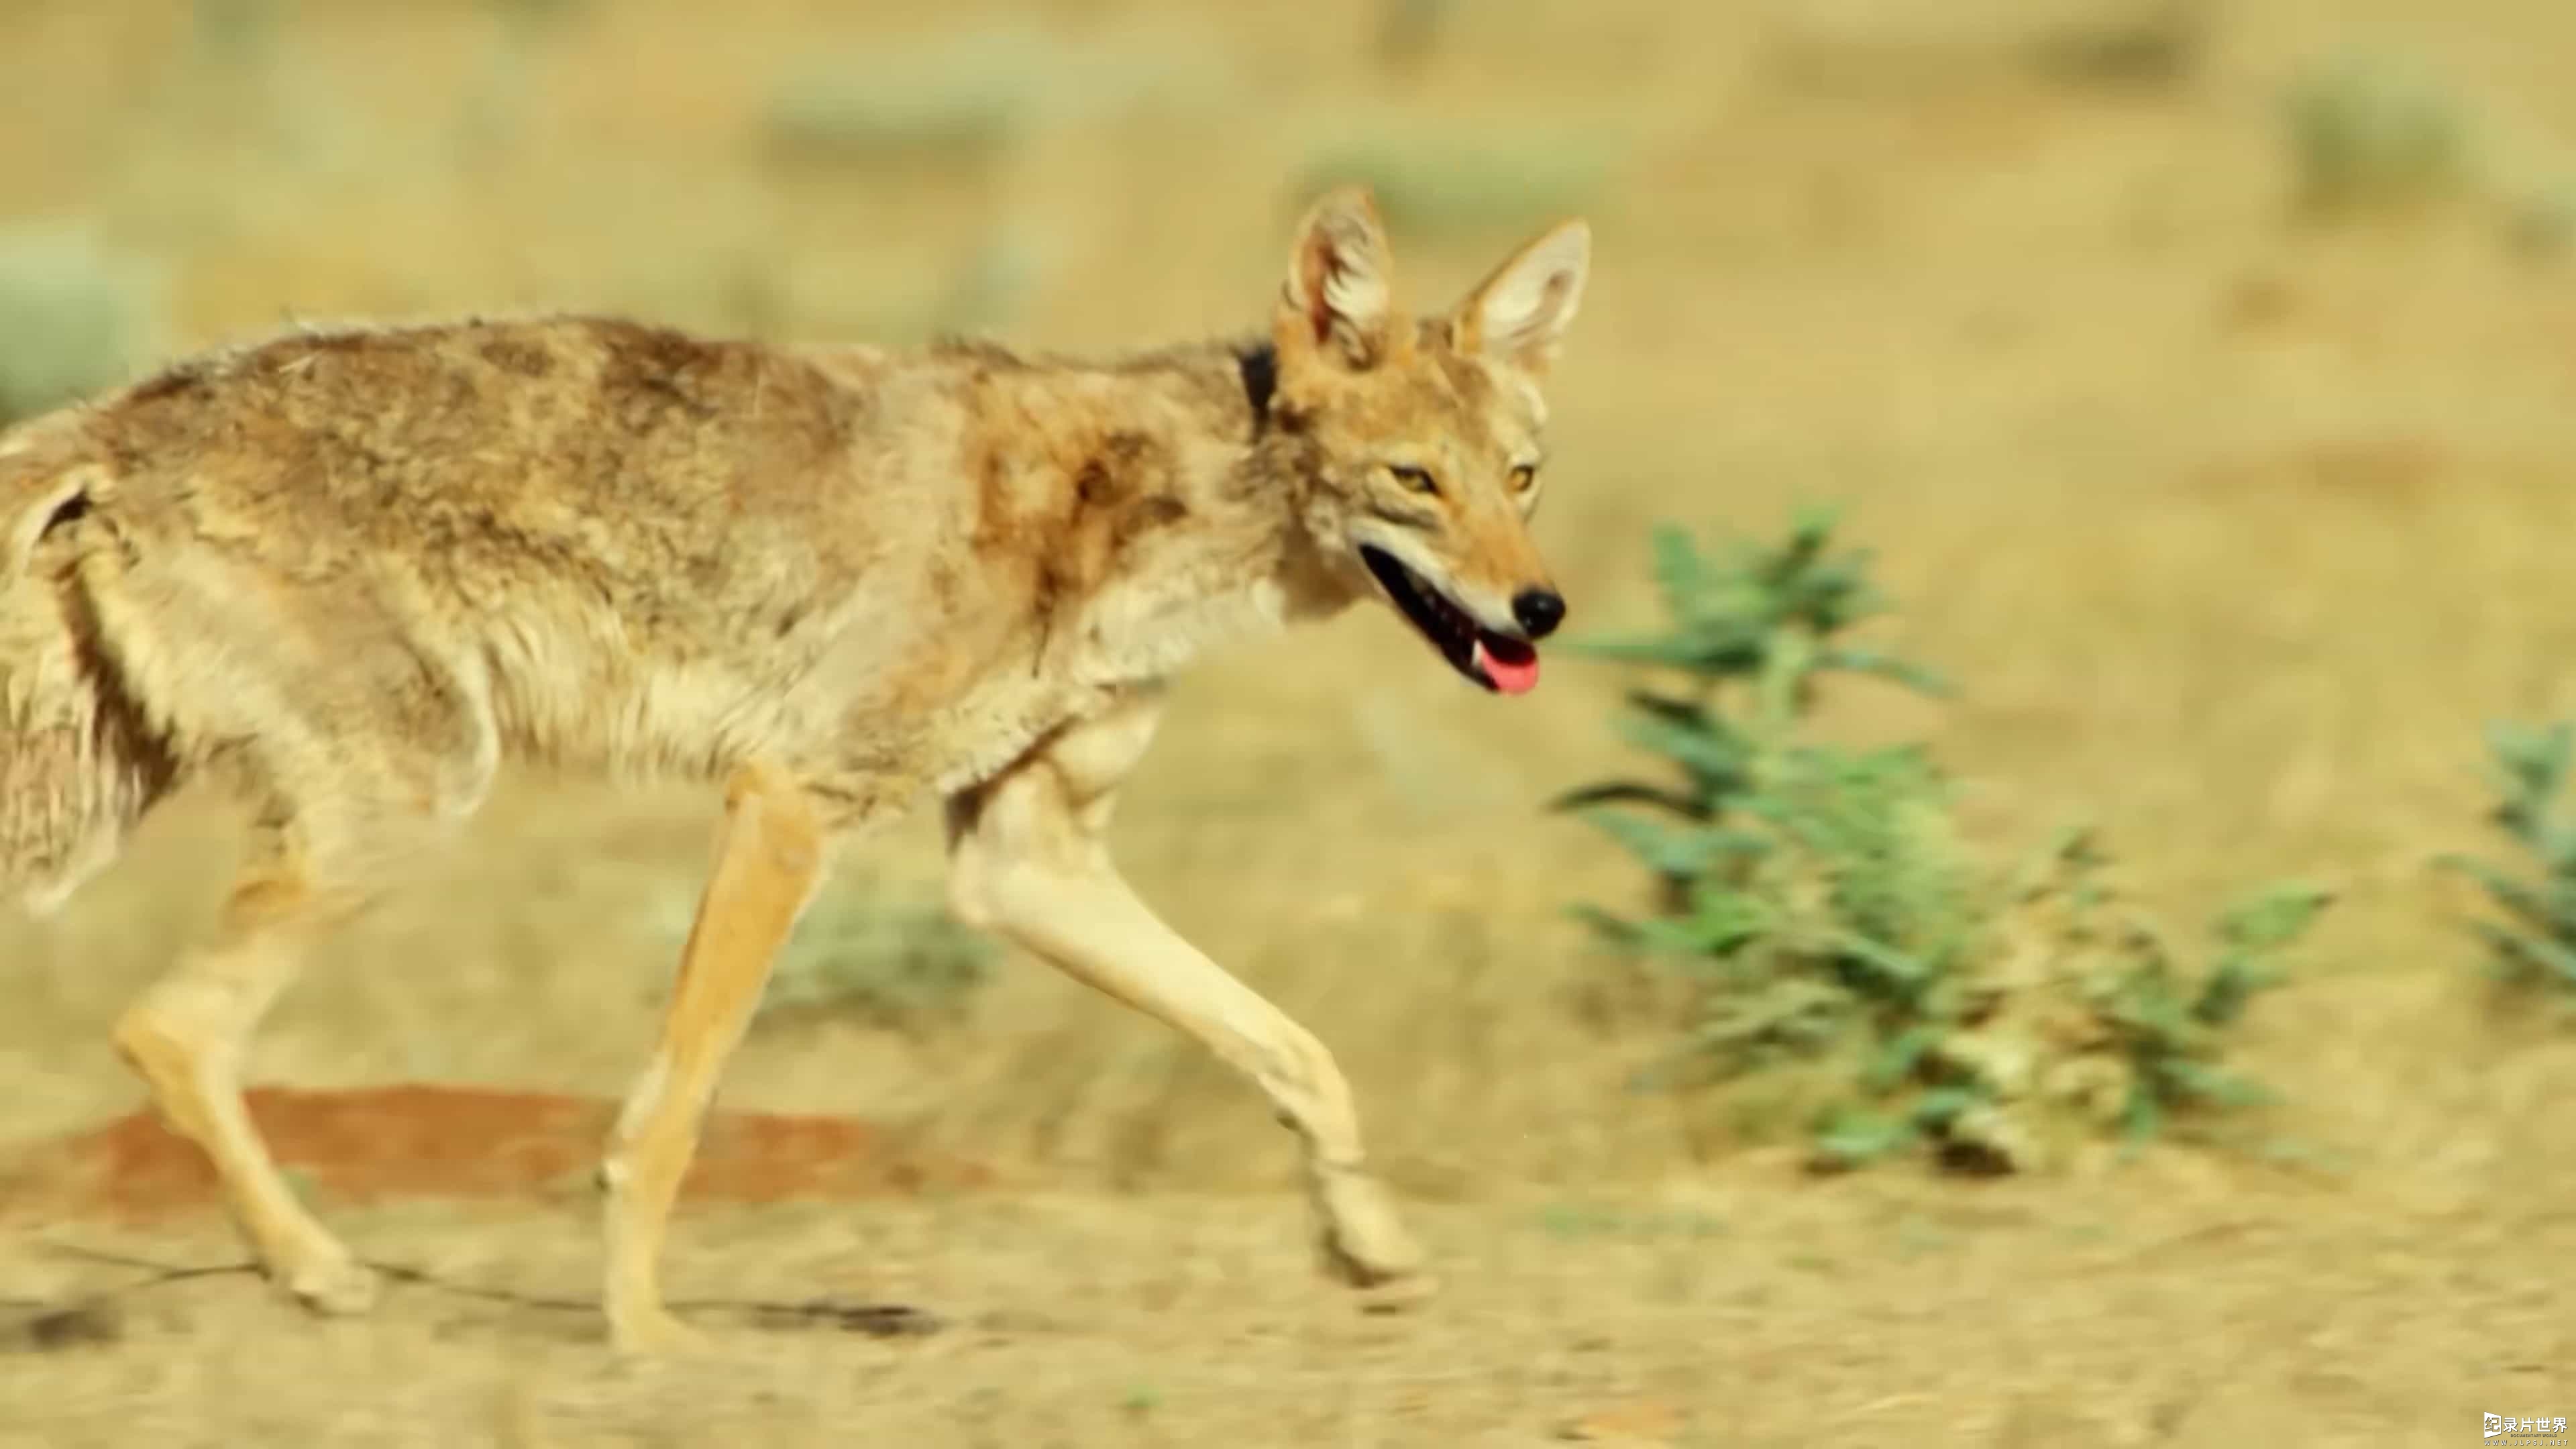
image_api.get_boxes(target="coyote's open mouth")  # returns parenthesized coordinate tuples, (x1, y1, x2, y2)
(1358, 545, 1540, 696)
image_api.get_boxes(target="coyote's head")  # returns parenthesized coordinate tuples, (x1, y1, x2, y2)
(1267, 185, 1591, 696)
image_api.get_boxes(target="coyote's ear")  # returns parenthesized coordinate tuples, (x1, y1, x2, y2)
(1274, 185, 1403, 377)
(1454, 217, 1591, 376)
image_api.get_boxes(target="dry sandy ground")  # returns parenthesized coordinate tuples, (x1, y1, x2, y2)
(5, 1147, 2568, 1448)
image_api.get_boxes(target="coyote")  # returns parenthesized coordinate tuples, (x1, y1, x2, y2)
(0, 186, 1589, 1352)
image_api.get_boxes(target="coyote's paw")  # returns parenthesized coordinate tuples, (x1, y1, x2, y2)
(608, 1305, 712, 1358)
(1312, 1171, 1437, 1311)
(277, 1243, 379, 1318)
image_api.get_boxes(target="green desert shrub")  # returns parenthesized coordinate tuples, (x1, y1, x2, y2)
(1290, 123, 1615, 238)
(0, 225, 158, 427)
(2437, 720, 2576, 1011)
(758, 880, 998, 1036)
(765, 27, 1045, 172)
(1558, 511, 2330, 1173)
(2283, 50, 2474, 221)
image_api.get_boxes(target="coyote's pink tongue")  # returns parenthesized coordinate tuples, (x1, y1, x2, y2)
(1474, 637, 1542, 696)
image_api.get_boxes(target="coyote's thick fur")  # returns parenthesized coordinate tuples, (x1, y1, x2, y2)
(0, 187, 1589, 1352)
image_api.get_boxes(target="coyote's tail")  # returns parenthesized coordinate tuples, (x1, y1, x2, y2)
(0, 429, 174, 916)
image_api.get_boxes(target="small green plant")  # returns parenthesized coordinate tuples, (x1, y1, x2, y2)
(757, 881, 997, 1036)
(1893, 833, 2329, 1170)
(2026, 0, 2208, 91)
(914, 231, 1044, 339)
(1373, 0, 1455, 72)
(764, 28, 1048, 171)
(1553, 508, 1950, 920)
(764, 23, 1230, 176)
(2284, 50, 2475, 221)
(0, 225, 158, 427)
(2507, 179, 2576, 262)
(1559, 511, 2328, 1173)
(1761, 1, 2204, 100)
(1291, 123, 1615, 239)
(2436, 720, 2576, 1004)
(486, 0, 587, 32)
(193, 0, 282, 66)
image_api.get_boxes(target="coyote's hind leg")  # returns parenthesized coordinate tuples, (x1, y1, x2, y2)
(111, 823, 403, 1316)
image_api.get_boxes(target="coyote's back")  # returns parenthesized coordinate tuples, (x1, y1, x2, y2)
(0, 314, 989, 912)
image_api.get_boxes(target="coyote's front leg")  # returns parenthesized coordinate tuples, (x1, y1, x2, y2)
(600, 760, 828, 1354)
(944, 690, 1431, 1302)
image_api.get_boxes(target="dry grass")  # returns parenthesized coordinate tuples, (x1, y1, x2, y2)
(6, 0, 2576, 1441)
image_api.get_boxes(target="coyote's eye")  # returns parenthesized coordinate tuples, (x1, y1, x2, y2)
(1507, 464, 1538, 494)
(1386, 464, 1440, 497)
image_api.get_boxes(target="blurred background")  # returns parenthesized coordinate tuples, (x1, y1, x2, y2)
(5, 1, 2576, 1444)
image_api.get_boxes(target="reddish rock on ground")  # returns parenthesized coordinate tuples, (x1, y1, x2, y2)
(1, 1084, 989, 1222)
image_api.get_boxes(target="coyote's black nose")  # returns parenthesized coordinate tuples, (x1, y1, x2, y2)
(1512, 588, 1566, 640)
